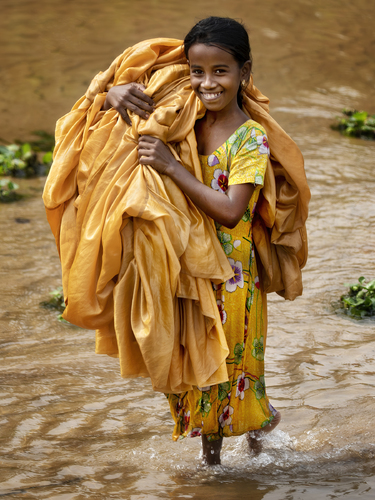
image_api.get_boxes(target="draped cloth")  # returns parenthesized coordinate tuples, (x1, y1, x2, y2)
(43, 38, 310, 393)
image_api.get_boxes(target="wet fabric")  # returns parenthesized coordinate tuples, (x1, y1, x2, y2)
(43, 38, 310, 395)
(167, 121, 274, 440)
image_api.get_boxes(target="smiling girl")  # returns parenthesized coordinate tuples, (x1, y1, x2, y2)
(124, 17, 281, 464)
(44, 13, 308, 466)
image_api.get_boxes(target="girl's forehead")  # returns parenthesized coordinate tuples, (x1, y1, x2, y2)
(187, 43, 237, 65)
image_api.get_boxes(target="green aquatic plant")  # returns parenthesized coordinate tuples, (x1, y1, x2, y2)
(331, 109, 375, 140)
(0, 131, 55, 177)
(0, 143, 39, 176)
(340, 277, 375, 318)
(0, 179, 20, 202)
(40, 286, 67, 321)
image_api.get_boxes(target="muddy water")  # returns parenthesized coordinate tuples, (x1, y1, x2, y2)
(1, 0, 375, 499)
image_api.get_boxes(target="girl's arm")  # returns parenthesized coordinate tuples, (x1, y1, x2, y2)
(138, 135, 254, 229)
(102, 83, 155, 125)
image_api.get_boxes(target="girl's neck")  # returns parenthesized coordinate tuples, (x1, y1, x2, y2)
(203, 106, 247, 128)
(195, 107, 250, 156)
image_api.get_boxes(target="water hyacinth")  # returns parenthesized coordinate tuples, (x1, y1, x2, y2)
(0, 178, 20, 202)
(331, 109, 375, 140)
(40, 286, 67, 321)
(340, 277, 375, 318)
(0, 131, 54, 177)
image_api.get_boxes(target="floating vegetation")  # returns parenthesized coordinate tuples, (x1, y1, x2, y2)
(331, 109, 375, 140)
(0, 131, 54, 177)
(0, 179, 21, 203)
(340, 277, 375, 318)
(40, 286, 67, 321)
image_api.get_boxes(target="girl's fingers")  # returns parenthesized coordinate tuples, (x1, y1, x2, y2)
(122, 97, 154, 120)
(129, 87, 155, 107)
(121, 109, 132, 125)
(138, 135, 159, 145)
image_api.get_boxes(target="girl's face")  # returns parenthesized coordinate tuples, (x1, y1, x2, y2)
(187, 43, 250, 114)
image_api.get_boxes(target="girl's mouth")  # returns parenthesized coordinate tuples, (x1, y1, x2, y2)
(200, 91, 223, 101)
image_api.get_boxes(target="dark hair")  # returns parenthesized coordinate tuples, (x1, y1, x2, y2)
(184, 17, 252, 106)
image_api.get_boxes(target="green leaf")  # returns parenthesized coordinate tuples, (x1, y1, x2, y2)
(21, 143, 32, 155)
(234, 343, 244, 364)
(218, 381, 231, 401)
(42, 151, 53, 164)
(223, 243, 233, 255)
(352, 111, 368, 122)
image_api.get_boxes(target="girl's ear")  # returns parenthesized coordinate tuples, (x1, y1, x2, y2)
(241, 60, 252, 83)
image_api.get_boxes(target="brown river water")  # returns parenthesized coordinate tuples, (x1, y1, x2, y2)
(1, 0, 375, 498)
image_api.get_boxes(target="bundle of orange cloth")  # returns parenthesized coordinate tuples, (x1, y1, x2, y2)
(43, 38, 310, 393)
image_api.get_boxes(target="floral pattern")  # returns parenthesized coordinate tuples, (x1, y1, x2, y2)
(252, 336, 264, 361)
(235, 372, 250, 400)
(167, 120, 274, 441)
(219, 405, 234, 427)
(226, 259, 244, 293)
(211, 168, 229, 193)
(217, 297, 227, 325)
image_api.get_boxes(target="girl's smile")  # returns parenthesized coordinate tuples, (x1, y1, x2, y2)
(187, 43, 251, 115)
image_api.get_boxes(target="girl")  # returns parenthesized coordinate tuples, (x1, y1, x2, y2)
(104, 17, 281, 464)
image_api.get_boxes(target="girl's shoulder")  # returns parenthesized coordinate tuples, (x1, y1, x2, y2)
(225, 119, 269, 158)
(228, 119, 267, 144)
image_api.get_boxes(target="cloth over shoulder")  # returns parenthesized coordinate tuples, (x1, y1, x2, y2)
(43, 38, 310, 393)
(241, 80, 310, 299)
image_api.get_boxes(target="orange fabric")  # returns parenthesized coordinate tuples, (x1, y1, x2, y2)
(242, 78, 310, 299)
(43, 38, 310, 393)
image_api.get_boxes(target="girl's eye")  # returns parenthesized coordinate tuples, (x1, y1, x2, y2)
(215, 69, 226, 74)
(191, 69, 203, 75)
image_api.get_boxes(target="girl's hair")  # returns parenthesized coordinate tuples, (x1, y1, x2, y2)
(184, 17, 252, 106)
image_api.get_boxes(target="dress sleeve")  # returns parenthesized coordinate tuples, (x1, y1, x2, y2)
(227, 124, 269, 187)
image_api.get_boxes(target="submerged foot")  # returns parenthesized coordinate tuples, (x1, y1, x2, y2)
(201, 435, 223, 465)
(247, 410, 281, 455)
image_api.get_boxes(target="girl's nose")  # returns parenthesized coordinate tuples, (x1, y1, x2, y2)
(202, 75, 215, 89)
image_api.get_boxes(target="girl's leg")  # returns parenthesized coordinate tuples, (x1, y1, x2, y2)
(202, 435, 223, 465)
(247, 410, 281, 454)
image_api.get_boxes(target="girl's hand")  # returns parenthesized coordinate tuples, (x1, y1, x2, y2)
(102, 83, 155, 125)
(138, 136, 178, 175)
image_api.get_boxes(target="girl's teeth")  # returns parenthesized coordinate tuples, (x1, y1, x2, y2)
(202, 92, 221, 99)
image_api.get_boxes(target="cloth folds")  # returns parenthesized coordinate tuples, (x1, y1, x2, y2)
(43, 38, 310, 393)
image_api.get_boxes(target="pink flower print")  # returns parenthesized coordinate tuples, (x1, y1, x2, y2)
(219, 405, 234, 428)
(252, 202, 257, 215)
(226, 258, 244, 293)
(175, 400, 183, 416)
(211, 168, 229, 193)
(207, 154, 220, 167)
(235, 372, 250, 400)
(183, 410, 190, 431)
(217, 299, 227, 325)
(257, 134, 270, 155)
(254, 276, 260, 289)
(187, 428, 202, 438)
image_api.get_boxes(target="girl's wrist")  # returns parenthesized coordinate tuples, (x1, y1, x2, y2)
(102, 91, 111, 111)
(165, 158, 183, 178)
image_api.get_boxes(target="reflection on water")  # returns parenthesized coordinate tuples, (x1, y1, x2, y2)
(1, 1, 375, 499)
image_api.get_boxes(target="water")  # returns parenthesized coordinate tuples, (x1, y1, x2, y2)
(1, 1, 375, 498)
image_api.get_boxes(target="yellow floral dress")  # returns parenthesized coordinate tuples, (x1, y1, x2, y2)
(167, 119, 276, 441)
